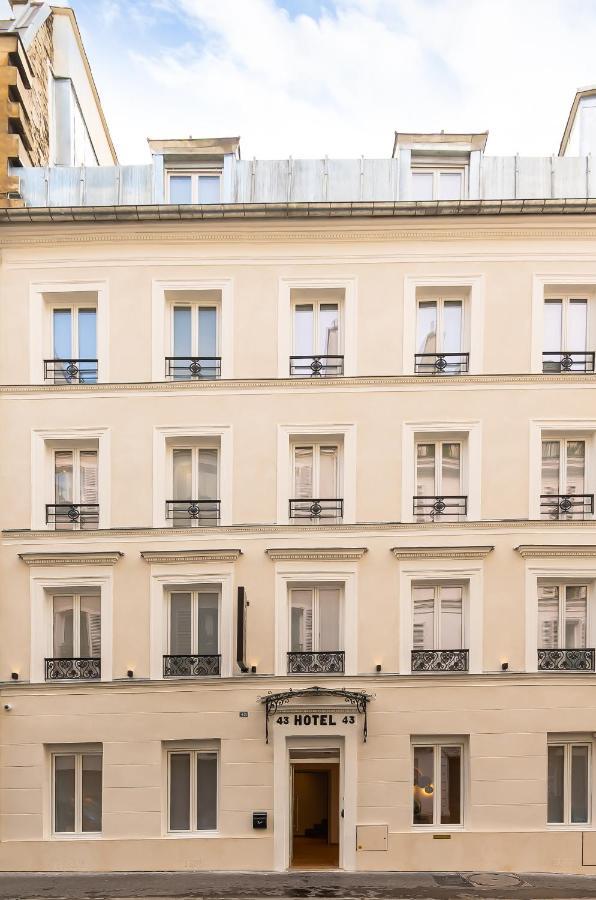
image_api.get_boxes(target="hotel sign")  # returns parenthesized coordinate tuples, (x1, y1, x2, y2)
(259, 685, 372, 743)
(274, 709, 357, 728)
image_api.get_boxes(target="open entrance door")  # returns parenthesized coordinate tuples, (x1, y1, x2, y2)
(290, 750, 340, 869)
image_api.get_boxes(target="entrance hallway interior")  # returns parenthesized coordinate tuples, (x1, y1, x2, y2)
(290, 751, 340, 869)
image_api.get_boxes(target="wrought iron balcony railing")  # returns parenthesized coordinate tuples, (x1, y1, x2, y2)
(540, 493, 594, 520)
(165, 356, 221, 379)
(166, 499, 221, 525)
(538, 648, 595, 671)
(46, 503, 100, 529)
(414, 352, 470, 375)
(44, 358, 98, 384)
(289, 355, 344, 377)
(411, 649, 469, 672)
(287, 651, 345, 674)
(45, 657, 101, 680)
(542, 351, 595, 374)
(163, 654, 221, 677)
(289, 498, 344, 521)
(413, 495, 468, 521)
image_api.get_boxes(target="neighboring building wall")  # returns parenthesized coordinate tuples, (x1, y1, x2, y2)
(23, 14, 51, 166)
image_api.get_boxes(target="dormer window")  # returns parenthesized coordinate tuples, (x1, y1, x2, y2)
(411, 165, 466, 201)
(167, 171, 221, 204)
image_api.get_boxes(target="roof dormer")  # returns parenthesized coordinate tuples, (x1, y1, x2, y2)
(392, 131, 488, 201)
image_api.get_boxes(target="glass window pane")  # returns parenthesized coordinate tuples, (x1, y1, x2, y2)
(294, 304, 314, 356)
(198, 176, 220, 204)
(544, 300, 562, 352)
(440, 746, 461, 824)
(54, 755, 75, 832)
(53, 309, 72, 359)
(440, 586, 463, 649)
(568, 300, 587, 351)
(197, 593, 219, 655)
(566, 441, 585, 495)
(319, 304, 339, 356)
(198, 448, 218, 501)
(79, 451, 98, 504)
(416, 301, 437, 355)
(319, 446, 338, 497)
(565, 586, 587, 649)
(412, 587, 435, 650)
(412, 172, 433, 201)
(79, 595, 101, 658)
(55, 451, 73, 504)
(547, 745, 565, 823)
(541, 440, 560, 495)
(290, 589, 313, 652)
(169, 753, 191, 830)
(169, 176, 192, 204)
(571, 745, 590, 824)
(413, 746, 434, 824)
(416, 443, 435, 496)
(170, 593, 192, 655)
(173, 307, 192, 358)
(438, 172, 462, 201)
(443, 301, 462, 353)
(53, 596, 74, 658)
(81, 754, 102, 833)
(197, 752, 218, 829)
(538, 585, 559, 648)
(294, 447, 313, 499)
(173, 449, 192, 500)
(78, 309, 97, 359)
(441, 443, 461, 495)
(198, 307, 217, 357)
(317, 587, 340, 651)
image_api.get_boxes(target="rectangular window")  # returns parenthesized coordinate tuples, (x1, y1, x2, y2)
(412, 168, 465, 201)
(293, 444, 339, 499)
(543, 297, 591, 372)
(415, 440, 465, 521)
(413, 742, 463, 826)
(53, 751, 102, 834)
(547, 741, 590, 825)
(412, 585, 463, 650)
(416, 297, 464, 372)
(169, 303, 219, 379)
(168, 749, 218, 831)
(53, 448, 98, 530)
(538, 584, 587, 649)
(50, 306, 97, 384)
(167, 172, 221, 205)
(168, 589, 220, 656)
(52, 592, 101, 659)
(289, 585, 341, 652)
(293, 301, 340, 357)
(540, 438, 590, 519)
(170, 445, 219, 525)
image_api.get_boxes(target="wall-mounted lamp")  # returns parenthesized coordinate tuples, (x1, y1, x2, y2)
(127, 669, 134, 678)
(250, 665, 257, 674)
(10, 672, 18, 681)
(501, 661, 509, 671)
(375, 664, 382, 673)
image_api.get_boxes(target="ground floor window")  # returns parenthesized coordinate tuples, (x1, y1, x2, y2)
(53, 751, 102, 834)
(548, 740, 591, 824)
(412, 742, 463, 826)
(168, 749, 218, 832)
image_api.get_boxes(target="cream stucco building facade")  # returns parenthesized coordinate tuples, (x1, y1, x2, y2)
(5, 56, 596, 872)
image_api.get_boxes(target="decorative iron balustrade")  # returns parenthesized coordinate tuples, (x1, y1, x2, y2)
(538, 648, 595, 671)
(165, 499, 221, 526)
(163, 654, 221, 677)
(413, 495, 468, 521)
(289, 498, 344, 520)
(165, 357, 221, 380)
(287, 651, 345, 674)
(46, 503, 100, 529)
(411, 649, 469, 672)
(540, 493, 594, 520)
(44, 359, 98, 384)
(289, 355, 344, 377)
(45, 657, 101, 680)
(414, 352, 470, 375)
(542, 351, 595, 374)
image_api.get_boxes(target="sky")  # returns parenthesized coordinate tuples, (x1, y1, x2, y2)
(60, 0, 596, 164)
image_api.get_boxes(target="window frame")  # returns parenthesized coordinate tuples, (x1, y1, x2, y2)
(547, 739, 592, 827)
(541, 436, 588, 496)
(543, 294, 590, 352)
(53, 446, 99, 506)
(169, 299, 220, 359)
(169, 442, 220, 503)
(415, 295, 466, 357)
(415, 438, 465, 497)
(51, 750, 103, 837)
(291, 296, 343, 357)
(166, 747, 219, 834)
(412, 582, 466, 651)
(288, 582, 344, 653)
(51, 589, 101, 660)
(166, 586, 221, 657)
(411, 161, 468, 201)
(537, 580, 591, 650)
(411, 739, 465, 828)
(49, 301, 98, 362)
(291, 440, 341, 500)
(166, 170, 222, 205)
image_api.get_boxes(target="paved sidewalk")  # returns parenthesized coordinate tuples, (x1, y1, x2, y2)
(2, 871, 596, 900)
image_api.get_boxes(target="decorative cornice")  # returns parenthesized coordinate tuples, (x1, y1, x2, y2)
(18, 551, 123, 567)
(266, 547, 368, 561)
(391, 545, 494, 560)
(515, 544, 596, 559)
(140, 549, 242, 564)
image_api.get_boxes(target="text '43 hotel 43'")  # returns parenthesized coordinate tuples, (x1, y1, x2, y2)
(4, 0, 596, 876)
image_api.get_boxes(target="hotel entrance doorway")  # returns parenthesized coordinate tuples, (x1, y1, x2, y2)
(289, 749, 340, 869)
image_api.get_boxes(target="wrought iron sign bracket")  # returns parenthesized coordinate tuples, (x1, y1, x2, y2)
(258, 685, 373, 743)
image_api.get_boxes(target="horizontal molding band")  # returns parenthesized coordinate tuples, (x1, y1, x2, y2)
(140, 549, 242, 563)
(265, 547, 368, 561)
(515, 544, 596, 558)
(18, 551, 123, 566)
(391, 545, 494, 560)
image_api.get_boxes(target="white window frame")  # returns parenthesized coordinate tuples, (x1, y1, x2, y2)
(529, 420, 596, 520)
(29, 281, 109, 384)
(152, 280, 233, 380)
(288, 583, 344, 653)
(162, 740, 220, 837)
(48, 299, 98, 358)
(53, 445, 98, 508)
(167, 297, 221, 368)
(410, 159, 468, 201)
(50, 589, 101, 659)
(415, 293, 466, 361)
(403, 276, 485, 376)
(278, 277, 357, 378)
(412, 581, 466, 651)
(415, 437, 464, 496)
(166, 169, 222, 204)
(291, 440, 341, 498)
(166, 586, 221, 656)
(543, 294, 590, 350)
(537, 580, 590, 650)
(168, 441, 221, 526)
(166, 748, 219, 834)
(291, 294, 343, 359)
(531, 276, 596, 373)
(51, 749, 103, 838)
(411, 739, 465, 829)
(402, 422, 481, 522)
(547, 737, 592, 827)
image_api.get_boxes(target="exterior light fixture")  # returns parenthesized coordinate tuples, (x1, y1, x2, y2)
(251, 665, 257, 674)
(127, 669, 134, 678)
(501, 661, 509, 671)
(10, 672, 18, 681)
(375, 664, 382, 672)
